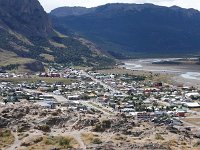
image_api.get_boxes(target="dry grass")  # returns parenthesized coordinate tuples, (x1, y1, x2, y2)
(81, 132, 99, 145)
(182, 118, 200, 126)
(155, 133, 165, 140)
(49, 40, 66, 48)
(0, 77, 73, 84)
(0, 49, 35, 67)
(54, 30, 68, 38)
(162, 139, 178, 149)
(19, 135, 79, 150)
(8, 29, 33, 46)
(0, 129, 15, 149)
(40, 53, 54, 62)
(96, 67, 173, 83)
(191, 108, 200, 112)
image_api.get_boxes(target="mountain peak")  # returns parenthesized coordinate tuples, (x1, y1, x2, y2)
(0, 0, 53, 37)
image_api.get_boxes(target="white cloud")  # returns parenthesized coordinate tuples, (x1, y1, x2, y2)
(38, 0, 200, 12)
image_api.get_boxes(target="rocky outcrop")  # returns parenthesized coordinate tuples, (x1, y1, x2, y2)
(0, 0, 54, 37)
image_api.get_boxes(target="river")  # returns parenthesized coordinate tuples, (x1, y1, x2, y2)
(122, 58, 200, 81)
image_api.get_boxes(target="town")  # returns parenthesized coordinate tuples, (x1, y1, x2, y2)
(1, 66, 200, 150)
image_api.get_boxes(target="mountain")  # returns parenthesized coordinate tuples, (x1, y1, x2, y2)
(0, 0, 53, 37)
(0, 0, 114, 72)
(51, 3, 200, 58)
(50, 7, 95, 17)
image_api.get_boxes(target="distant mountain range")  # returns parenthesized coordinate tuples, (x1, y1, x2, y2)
(0, 0, 114, 72)
(51, 3, 200, 58)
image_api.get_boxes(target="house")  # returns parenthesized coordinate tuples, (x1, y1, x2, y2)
(154, 82, 163, 87)
(68, 95, 80, 100)
(49, 73, 61, 78)
(39, 95, 55, 101)
(53, 90, 62, 95)
(185, 92, 200, 99)
(176, 109, 187, 117)
(183, 102, 200, 108)
(39, 72, 48, 77)
(132, 112, 154, 120)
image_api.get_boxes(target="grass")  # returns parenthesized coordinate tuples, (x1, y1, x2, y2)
(194, 141, 200, 147)
(163, 140, 178, 149)
(0, 49, 35, 67)
(92, 138, 102, 144)
(54, 30, 68, 38)
(96, 67, 173, 84)
(81, 132, 99, 145)
(155, 133, 165, 140)
(114, 135, 127, 141)
(0, 129, 15, 149)
(0, 77, 74, 84)
(49, 40, 66, 48)
(39, 53, 54, 62)
(191, 108, 200, 112)
(8, 29, 33, 46)
(20, 135, 78, 150)
(182, 118, 200, 126)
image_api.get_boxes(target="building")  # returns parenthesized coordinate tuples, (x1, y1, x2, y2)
(183, 102, 200, 108)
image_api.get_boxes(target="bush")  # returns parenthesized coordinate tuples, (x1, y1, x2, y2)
(93, 120, 112, 132)
(93, 124, 104, 132)
(44, 138, 54, 145)
(58, 137, 72, 148)
(155, 133, 165, 140)
(194, 141, 200, 147)
(33, 137, 43, 143)
(0, 129, 11, 137)
(92, 138, 102, 144)
(102, 120, 111, 128)
(35, 125, 51, 132)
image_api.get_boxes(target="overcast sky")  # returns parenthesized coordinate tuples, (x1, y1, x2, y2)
(38, 0, 200, 12)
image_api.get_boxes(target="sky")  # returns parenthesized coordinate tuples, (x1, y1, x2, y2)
(38, 0, 200, 12)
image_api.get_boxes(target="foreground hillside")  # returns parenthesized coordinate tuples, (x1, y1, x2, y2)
(0, 0, 114, 72)
(51, 3, 200, 58)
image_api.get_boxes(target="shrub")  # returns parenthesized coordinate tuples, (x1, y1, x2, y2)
(35, 125, 51, 132)
(194, 141, 200, 147)
(58, 137, 72, 148)
(92, 138, 102, 144)
(155, 133, 165, 140)
(33, 137, 43, 143)
(102, 120, 111, 128)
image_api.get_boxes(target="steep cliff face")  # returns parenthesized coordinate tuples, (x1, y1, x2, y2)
(0, 0, 53, 37)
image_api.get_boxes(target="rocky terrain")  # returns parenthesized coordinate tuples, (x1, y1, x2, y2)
(1, 101, 200, 150)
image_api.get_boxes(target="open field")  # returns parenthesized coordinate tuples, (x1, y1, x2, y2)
(96, 67, 173, 84)
(0, 49, 35, 67)
(0, 77, 74, 84)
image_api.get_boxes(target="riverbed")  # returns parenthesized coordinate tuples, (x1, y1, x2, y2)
(122, 58, 200, 86)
